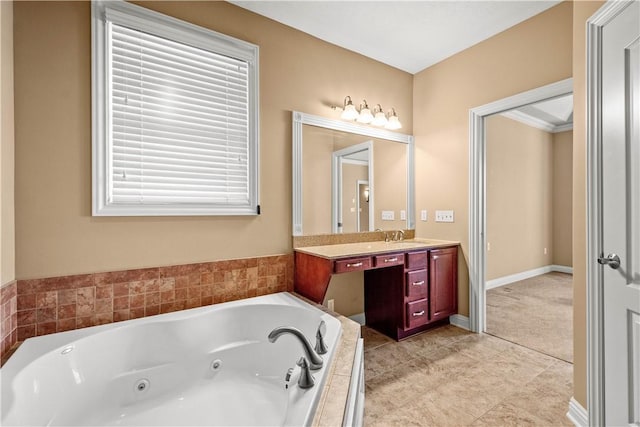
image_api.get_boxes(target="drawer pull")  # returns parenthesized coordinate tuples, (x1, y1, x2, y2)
(412, 310, 425, 317)
(384, 257, 399, 263)
(346, 262, 363, 268)
(412, 280, 425, 286)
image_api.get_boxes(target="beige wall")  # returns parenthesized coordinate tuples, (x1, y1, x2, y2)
(323, 271, 364, 317)
(486, 115, 553, 280)
(573, 0, 605, 410)
(13, 1, 413, 279)
(553, 130, 573, 267)
(413, 1, 573, 317)
(485, 117, 573, 280)
(1, 0, 15, 286)
(373, 139, 407, 231)
(301, 126, 333, 235)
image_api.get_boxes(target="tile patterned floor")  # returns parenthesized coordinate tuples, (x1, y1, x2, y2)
(362, 325, 573, 426)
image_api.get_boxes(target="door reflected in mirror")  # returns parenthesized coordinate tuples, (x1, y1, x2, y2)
(293, 111, 414, 236)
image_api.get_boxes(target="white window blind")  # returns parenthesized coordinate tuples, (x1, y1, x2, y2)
(92, 1, 259, 216)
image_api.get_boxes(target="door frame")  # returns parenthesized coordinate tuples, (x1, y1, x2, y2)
(468, 78, 573, 333)
(332, 141, 374, 234)
(586, 1, 633, 425)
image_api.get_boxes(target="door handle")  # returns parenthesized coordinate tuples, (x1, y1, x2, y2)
(597, 253, 620, 269)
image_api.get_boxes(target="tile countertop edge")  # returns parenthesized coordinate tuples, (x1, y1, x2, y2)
(294, 238, 460, 259)
(291, 293, 361, 427)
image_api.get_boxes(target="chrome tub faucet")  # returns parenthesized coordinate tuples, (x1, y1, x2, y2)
(268, 326, 324, 370)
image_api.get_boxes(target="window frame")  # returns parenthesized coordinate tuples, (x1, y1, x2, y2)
(92, 0, 260, 216)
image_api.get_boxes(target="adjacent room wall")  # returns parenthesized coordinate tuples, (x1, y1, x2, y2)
(412, 1, 573, 317)
(1, 0, 15, 286)
(553, 130, 573, 268)
(13, 1, 413, 279)
(486, 115, 553, 280)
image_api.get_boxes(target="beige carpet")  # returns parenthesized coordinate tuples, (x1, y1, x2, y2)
(486, 272, 573, 363)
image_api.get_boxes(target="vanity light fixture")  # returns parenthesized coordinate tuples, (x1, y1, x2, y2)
(334, 96, 402, 130)
(357, 100, 374, 124)
(385, 108, 402, 130)
(372, 104, 388, 127)
(340, 96, 359, 121)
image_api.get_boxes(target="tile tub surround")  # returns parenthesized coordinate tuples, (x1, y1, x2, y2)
(6, 254, 293, 362)
(0, 281, 18, 365)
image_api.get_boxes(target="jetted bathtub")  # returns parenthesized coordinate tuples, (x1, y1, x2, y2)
(0, 293, 343, 426)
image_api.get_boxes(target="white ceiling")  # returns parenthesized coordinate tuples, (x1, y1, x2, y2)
(229, 0, 562, 74)
(502, 94, 574, 133)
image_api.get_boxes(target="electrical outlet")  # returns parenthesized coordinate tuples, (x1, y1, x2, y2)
(400, 210, 406, 220)
(327, 299, 335, 311)
(544, 247, 548, 255)
(421, 210, 427, 221)
(435, 210, 454, 223)
(381, 210, 395, 221)
(487, 242, 491, 251)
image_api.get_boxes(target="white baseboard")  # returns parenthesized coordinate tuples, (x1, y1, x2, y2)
(449, 314, 470, 330)
(552, 264, 573, 274)
(486, 264, 573, 289)
(348, 312, 366, 325)
(566, 397, 587, 427)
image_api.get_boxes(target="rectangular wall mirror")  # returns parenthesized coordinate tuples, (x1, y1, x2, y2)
(292, 111, 415, 236)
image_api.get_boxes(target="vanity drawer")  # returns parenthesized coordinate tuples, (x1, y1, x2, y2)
(405, 269, 428, 298)
(334, 257, 372, 273)
(373, 253, 404, 268)
(405, 298, 430, 329)
(406, 251, 428, 270)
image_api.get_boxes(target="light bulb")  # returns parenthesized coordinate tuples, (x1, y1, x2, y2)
(340, 96, 359, 121)
(371, 111, 387, 126)
(385, 108, 402, 130)
(341, 104, 359, 121)
(357, 100, 373, 124)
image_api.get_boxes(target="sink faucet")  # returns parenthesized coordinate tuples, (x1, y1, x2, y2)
(268, 326, 324, 370)
(394, 230, 405, 242)
(375, 228, 388, 242)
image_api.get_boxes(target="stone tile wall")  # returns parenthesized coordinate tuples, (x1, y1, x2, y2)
(0, 281, 18, 364)
(0, 254, 293, 365)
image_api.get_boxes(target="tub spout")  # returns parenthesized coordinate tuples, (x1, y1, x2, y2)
(268, 326, 323, 370)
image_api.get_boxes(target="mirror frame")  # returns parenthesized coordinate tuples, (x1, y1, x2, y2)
(292, 110, 415, 236)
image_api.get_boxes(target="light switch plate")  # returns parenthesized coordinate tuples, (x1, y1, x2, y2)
(400, 210, 406, 220)
(435, 210, 454, 223)
(420, 210, 427, 221)
(381, 210, 395, 221)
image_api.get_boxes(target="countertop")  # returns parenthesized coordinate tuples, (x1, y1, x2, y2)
(294, 238, 459, 260)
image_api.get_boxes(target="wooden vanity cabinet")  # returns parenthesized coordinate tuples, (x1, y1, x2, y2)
(364, 246, 458, 340)
(429, 247, 458, 322)
(294, 245, 458, 341)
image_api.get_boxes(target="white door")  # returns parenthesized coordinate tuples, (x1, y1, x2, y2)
(601, 1, 640, 425)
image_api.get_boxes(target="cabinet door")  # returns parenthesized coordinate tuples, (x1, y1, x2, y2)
(429, 247, 457, 322)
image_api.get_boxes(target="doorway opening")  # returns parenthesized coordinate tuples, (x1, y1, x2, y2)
(468, 77, 573, 334)
(483, 98, 573, 362)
